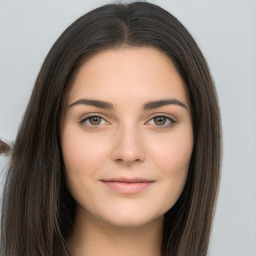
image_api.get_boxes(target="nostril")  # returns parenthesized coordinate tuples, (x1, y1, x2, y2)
(110, 134, 146, 163)
(115, 158, 142, 164)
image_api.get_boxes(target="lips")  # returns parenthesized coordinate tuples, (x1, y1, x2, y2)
(100, 177, 154, 194)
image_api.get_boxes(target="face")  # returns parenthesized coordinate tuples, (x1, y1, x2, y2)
(61, 47, 193, 228)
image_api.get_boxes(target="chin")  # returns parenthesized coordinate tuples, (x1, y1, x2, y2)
(96, 209, 165, 229)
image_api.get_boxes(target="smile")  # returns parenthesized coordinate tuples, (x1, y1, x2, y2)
(101, 177, 154, 194)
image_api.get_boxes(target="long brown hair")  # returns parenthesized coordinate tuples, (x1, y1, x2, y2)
(1, 2, 221, 256)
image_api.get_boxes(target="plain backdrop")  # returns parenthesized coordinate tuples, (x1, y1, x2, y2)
(0, 0, 255, 255)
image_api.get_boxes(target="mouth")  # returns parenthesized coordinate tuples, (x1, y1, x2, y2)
(100, 177, 154, 194)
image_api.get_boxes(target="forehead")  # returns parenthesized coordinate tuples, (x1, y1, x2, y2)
(66, 46, 189, 107)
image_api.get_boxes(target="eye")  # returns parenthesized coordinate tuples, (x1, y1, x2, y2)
(80, 115, 109, 127)
(147, 115, 176, 128)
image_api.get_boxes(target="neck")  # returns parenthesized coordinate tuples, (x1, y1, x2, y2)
(67, 208, 163, 256)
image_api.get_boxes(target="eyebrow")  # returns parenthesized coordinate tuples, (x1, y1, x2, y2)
(68, 98, 188, 110)
(143, 99, 188, 110)
(68, 99, 114, 110)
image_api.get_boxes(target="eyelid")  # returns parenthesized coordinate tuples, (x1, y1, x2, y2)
(79, 112, 177, 128)
(145, 113, 177, 128)
(79, 113, 110, 126)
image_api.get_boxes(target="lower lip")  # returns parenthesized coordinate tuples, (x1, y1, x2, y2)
(102, 181, 153, 194)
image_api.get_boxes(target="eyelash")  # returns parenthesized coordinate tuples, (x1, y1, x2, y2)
(80, 115, 110, 128)
(147, 115, 176, 128)
(79, 114, 176, 129)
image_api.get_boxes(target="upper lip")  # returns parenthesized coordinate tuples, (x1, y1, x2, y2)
(101, 177, 153, 183)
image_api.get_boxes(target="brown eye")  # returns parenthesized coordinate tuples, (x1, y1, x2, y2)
(153, 116, 167, 125)
(147, 115, 175, 128)
(80, 115, 108, 127)
(88, 116, 102, 125)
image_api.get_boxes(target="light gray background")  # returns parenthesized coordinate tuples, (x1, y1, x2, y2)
(0, 0, 255, 255)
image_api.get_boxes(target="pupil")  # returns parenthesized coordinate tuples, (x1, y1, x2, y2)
(90, 116, 101, 125)
(154, 116, 166, 125)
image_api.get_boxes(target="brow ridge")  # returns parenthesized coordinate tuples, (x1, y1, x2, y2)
(68, 99, 114, 110)
(68, 98, 187, 110)
(143, 99, 188, 110)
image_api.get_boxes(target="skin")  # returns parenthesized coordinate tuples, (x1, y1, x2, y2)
(61, 47, 194, 256)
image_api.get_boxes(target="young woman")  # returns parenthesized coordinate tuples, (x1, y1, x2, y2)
(1, 2, 221, 256)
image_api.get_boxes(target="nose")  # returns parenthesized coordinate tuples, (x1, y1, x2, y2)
(110, 123, 146, 165)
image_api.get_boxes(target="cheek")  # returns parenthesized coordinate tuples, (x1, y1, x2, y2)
(62, 125, 104, 169)
(151, 128, 193, 175)
(148, 127, 193, 209)
(61, 124, 109, 192)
